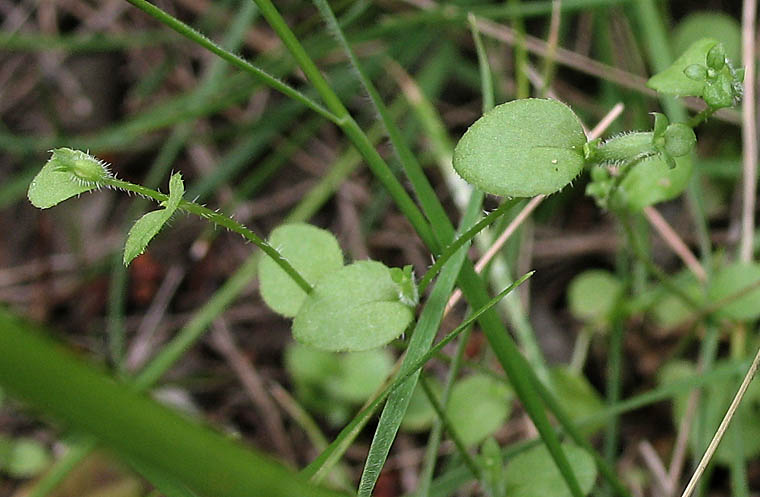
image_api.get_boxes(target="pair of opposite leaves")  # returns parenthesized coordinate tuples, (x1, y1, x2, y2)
(258, 224, 416, 352)
(453, 38, 729, 208)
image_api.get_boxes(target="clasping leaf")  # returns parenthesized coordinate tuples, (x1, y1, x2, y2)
(123, 173, 184, 266)
(28, 148, 111, 209)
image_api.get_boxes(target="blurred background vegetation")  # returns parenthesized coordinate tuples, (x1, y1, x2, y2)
(0, 1, 757, 496)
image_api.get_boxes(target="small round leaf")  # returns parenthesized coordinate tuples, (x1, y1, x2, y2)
(293, 261, 414, 351)
(5, 439, 51, 479)
(504, 443, 597, 497)
(708, 262, 760, 321)
(616, 155, 693, 211)
(258, 224, 344, 318)
(453, 99, 587, 197)
(445, 374, 513, 446)
(401, 379, 442, 433)
(567, 270, 622, 324)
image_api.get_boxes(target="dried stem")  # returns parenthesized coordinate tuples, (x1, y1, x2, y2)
(739, 0, 758, 262)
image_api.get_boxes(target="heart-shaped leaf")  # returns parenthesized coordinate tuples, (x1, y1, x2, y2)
(123, 173, 184, 266)
(28, 148, 110, 209)
(258, 224, 344, 318)
(293, 261, 414, 351)
(453, 98, 587, 197)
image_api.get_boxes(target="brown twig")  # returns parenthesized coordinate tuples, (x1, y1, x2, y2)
(643, 206, 707, 282)
(209, 319, 295, 463)
(739, 0, 758, 262)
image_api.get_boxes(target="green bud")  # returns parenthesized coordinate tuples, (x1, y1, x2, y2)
(663, 123, 696, 158)
(390, 265, 418, 308)
(583, 138, 601, 161)
(704, 74, 735, 109)
(706, 43, 727, 71)
(683, 64, 708, 82)
(50, 148, 111, 184)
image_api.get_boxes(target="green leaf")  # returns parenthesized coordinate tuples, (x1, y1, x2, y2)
(445, 374, 513, 447)
(504, 443, 597, 497)
(660, 360, 760, 464)
(567, 270, 623, 325)
(258, 224, 344, 317)
(453, 98, 587, 197)
(5, 438, 51, 479)
(400, 379, 441, 433)
(647, 38, 720, 97)
(123, 173, 184, 266)
(707, 262, 760, 320)
(285, 342, 394, 425)
(616, 155, 693, 211)
(293, 261, 414, 351)
(649, 271, 704, 329)
(673, 13, 741, 65)
(28, 148, 110, 209)
(549, 368, 605, 435)
(480, 437, 506, 497)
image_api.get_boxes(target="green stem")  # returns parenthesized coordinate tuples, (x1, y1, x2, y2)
(418, 199, 517, 293)
(419, 375, 482, 480)
(687, 107, 718, 128)
(124, 0, 338, 123)
(102, 177, 313, 294)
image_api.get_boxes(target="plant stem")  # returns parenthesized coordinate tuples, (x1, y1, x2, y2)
(687, 107, 717, 128)
(102, 177, 313, 294)
(418, 199, 517, 293)
(125, 0, 338, 123)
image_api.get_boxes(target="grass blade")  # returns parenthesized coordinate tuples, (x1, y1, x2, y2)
(0, 310, 347, 497)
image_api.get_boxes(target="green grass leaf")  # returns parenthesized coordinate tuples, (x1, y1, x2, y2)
(453, 98, 587, 197)
(123, 172, 184, 266)
(293, 261, 414, 351)
(258, 224, 344, 317)
(505, 443, 597, 497)
(446, 374, 513, 447)
(27, 148, 110, 208)
(0, 310, 347, 497)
